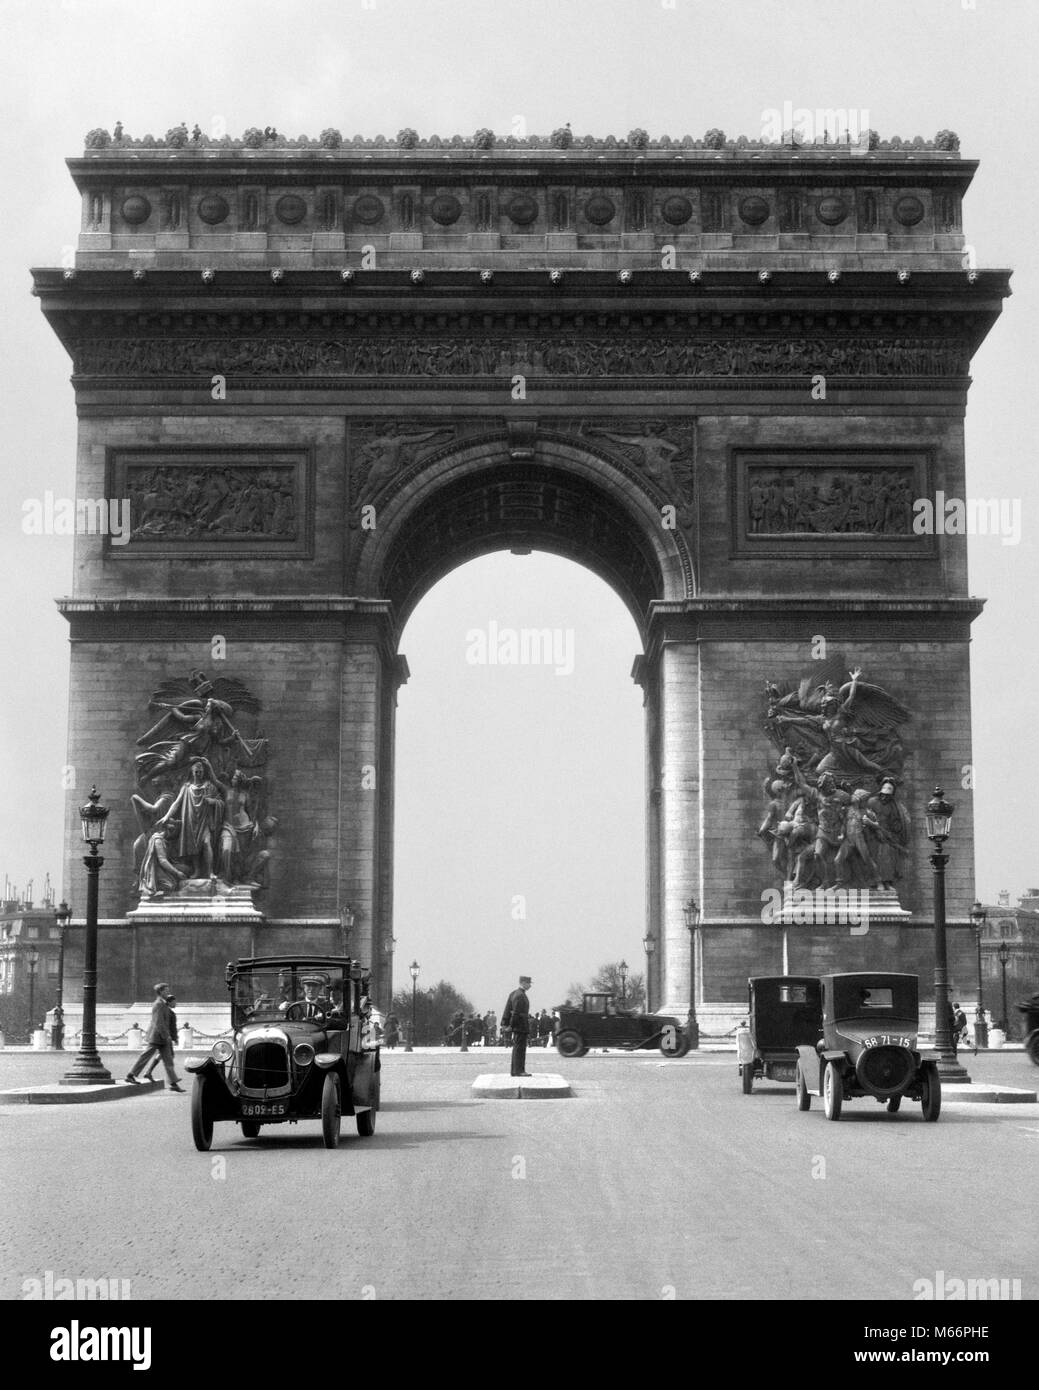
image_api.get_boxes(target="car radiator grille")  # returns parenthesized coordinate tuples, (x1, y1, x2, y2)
(242, 1041, 289, 1090)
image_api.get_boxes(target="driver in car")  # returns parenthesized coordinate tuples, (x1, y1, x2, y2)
(280, 976, 329, 1020)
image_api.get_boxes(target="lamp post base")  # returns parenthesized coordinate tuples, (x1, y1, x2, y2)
(60, 1050, 115, 1085)
(685, 1015, 700, 1050)
(934, 1056, 971, 1084)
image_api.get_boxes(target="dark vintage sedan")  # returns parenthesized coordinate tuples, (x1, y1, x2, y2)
(554, 993, 690, 1058)
(794, 972, 941, 1121)
(186, 954, 381, 1150)
(737, 975, 823, 1094)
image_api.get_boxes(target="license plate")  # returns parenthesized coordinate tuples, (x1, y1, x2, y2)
(241, 1102, 286, 1117)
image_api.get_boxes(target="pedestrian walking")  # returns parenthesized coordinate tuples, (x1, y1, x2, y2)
(537, 1009, 553, 1048)
(126, 982, 183, 1091)
(384, 1012, 401, 1049)
(952, 1001, 968, 1053)
(142, 995, 178, 1079)
(483, 1009, 497, 1046)
(501, 975, 532, 1077)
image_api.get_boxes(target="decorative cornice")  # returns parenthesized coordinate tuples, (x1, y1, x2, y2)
(80, 127, 963, 156)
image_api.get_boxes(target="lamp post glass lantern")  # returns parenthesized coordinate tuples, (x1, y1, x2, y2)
(61, 785, 114, 1084)
(407, 959, 419, 1052)
(970, 900, 988, 1048)
(682, 898, 701, 1049)
(925, 787, 969, 1082)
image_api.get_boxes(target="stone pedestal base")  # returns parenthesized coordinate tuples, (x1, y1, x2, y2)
(128, 881, 264, 921)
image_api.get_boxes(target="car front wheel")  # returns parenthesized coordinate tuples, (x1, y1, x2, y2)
(191, 1075, 214, 1152)
(555, 1030, 584, 1058)
(920, 1063, 941, 1122)
(1025, 1032, 1039, 1067)
(795, 1065, 811, 1111)
(321, 1072, 342, 1148)
(823, 1060, 843, 1121)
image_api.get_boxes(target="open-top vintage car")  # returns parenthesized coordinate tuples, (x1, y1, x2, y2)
(186, 954, 380, 1150)
(737, 975, 823, 1094)
(554, 993, 690, 1058)
(794, 972, 941, 1121)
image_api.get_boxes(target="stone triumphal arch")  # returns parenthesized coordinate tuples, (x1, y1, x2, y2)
(34, 126, 1008, 1030)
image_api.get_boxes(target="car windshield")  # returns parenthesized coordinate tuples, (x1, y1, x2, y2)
(231, 967, 349, 1024)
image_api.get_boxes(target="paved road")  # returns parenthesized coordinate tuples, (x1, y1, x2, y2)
(1, 1048, 1035, 1302)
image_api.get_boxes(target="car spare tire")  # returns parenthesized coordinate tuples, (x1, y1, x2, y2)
(855, 1045, 915, 1098)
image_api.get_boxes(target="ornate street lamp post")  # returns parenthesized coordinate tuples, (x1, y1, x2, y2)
(406, 959, 419, 1053)
(642, 934, 656, 1012)
(61, 786, 114, 1084)
(970, 900, 988, 1049)
(26, 946, 39, 1043)
(53, 899, 71, 1049)
(682, 898, 701, 1050)
(925, 788, 969, 1082)
(997, 940, 1011, 1033)
(619, 959, 628, 1005)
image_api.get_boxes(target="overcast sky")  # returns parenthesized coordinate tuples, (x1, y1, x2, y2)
(0, 0, 1035, 1010)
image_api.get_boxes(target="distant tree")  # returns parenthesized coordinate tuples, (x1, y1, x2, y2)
(566, 963, 647, 1011)
(390, 979, 475, 1045)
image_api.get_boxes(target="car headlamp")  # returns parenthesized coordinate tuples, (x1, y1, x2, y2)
(211, 1039, 233, 1063)
(293, 1042, 316, 1067)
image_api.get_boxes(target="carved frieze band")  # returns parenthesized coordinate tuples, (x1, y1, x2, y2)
(74, 335, 969, 379)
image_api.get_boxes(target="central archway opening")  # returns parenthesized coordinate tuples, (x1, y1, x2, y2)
(393, 550, 645, 1026)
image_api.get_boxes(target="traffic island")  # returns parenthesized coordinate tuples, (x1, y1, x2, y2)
(471, 1073, 572, 1099)
(0, 1080, 165, 1105)
(939, 1083, 1036, 1104)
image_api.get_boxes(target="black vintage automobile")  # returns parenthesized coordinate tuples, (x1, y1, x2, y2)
(737, 975, 823, 1094)
(1018, 993, 1039, 1066)
(554, 993, 690, 1058)
(186, 955, 380, 1150)
(794, 972, 941, 1121)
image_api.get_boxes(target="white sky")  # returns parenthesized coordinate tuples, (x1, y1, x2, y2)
(0, 0, 1035, 1009)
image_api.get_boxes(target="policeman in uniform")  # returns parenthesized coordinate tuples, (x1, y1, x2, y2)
(502, 975, 532, 1077)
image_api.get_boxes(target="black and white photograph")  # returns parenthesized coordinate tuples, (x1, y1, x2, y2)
(0, 0, 1036, 1350)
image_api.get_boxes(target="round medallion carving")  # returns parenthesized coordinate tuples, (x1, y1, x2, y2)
(352, 194, 385, 225)
(815, 195, 848, 227)
(894, 195, 925, 227)
(275, 194, 307, 225)
(430, 193, 462, 225)
(738, 195, 770, 227)
(584, 194, 617, 226)
(661, 195, 693, 226)
(506, 193, 539, 226)
(120, 195, 151, 226)
(197, 194, 230, 226)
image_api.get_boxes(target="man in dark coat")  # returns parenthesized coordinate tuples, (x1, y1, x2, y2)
(126, 982, 183, 1091)
(502, 975, 532, 1077)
